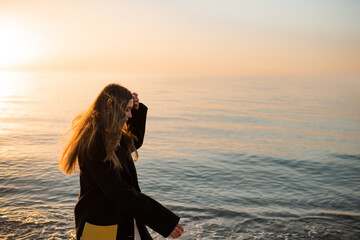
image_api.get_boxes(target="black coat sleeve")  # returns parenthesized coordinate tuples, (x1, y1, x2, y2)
(127, 102, 147, 149)
(83, 154, 180, 238)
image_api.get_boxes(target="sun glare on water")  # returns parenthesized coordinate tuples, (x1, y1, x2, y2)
(0, 17, 40, 68)
(0, 72, 31, 98)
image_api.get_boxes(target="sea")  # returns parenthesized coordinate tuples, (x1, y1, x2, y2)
(0, 72, 359, 239)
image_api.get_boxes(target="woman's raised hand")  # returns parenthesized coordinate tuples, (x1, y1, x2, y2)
(132, 92, 139, 110)
(170, 223, 184, 238)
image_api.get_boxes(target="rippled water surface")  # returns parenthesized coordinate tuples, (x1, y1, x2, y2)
(0, 72, 359, 239)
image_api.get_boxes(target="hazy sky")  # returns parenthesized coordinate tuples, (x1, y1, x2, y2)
(0, 0, 359, 77)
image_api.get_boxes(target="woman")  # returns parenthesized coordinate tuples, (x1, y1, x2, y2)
(59, 83, 184, 240)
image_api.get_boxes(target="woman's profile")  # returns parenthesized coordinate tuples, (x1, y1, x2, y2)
(59, 83, 184, 240)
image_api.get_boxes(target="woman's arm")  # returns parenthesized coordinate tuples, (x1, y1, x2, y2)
(127, 102, 147, 149)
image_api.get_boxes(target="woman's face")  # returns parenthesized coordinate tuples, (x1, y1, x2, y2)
(125, 99, 133, 122)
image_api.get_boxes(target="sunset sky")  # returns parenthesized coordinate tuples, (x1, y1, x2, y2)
(0, 0, 359, 77)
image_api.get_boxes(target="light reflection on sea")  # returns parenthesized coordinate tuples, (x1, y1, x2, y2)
(0, 72, 359, 239)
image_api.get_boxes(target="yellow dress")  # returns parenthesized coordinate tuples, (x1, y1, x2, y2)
(80, 222, 118, 240)
(80, 219, 141, 240)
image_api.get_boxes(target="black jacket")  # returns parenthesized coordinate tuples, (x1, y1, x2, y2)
(74, 103, 180, 239)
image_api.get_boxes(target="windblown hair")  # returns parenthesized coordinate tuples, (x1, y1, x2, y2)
(59, 83, 138, 175)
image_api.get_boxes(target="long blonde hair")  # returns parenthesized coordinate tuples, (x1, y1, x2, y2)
(59, 83, 138, 175)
